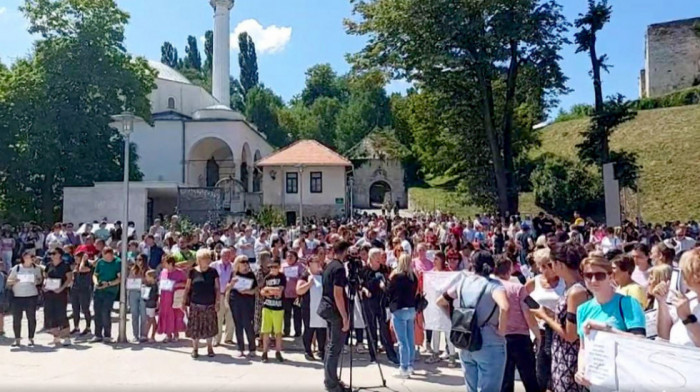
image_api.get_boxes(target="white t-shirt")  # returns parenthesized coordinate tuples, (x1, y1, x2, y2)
(236, 236, 256, 259)
(600, 236, 622, 254)
(669, 293, 700, 347)
(401, 239, 412, 255)
(664, 237, 697, 255)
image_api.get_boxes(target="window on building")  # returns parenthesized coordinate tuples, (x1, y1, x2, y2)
(286, 172, 298, 194)
(167, 97, 176, 109)
(310, 171, 322, 193)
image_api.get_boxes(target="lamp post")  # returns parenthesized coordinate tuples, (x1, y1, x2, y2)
(110, 112, 138, 344)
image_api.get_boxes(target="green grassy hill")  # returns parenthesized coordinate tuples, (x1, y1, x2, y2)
(535, 105, 700, 222)
(408, 105, 700, 221)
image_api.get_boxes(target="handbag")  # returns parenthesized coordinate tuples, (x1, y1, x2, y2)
(414, 272, 429, 313)
(449, 277, 497, 352)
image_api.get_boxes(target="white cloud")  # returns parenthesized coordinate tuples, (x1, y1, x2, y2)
(0, 7, 6, 16)
(231, 19, 292, 55)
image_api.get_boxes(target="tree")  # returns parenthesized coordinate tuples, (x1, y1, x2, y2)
(204, 30, 213, 73)
(238, 32, 259, 95)
(301, 64, 345, 106)
(184, 35, 202, 70)
(245, 86, 289, 147)
(335, 70, 391, 152)
(0, 0, 154, 223)
(346, 0, 569, 213)
(160, 41, 179, 68)
(574, 0, 639, 189)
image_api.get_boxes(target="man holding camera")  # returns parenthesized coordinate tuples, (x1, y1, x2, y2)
(361, 247, 399, 365)
(321, 241, 351, 392)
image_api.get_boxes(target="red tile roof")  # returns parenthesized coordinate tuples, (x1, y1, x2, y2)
(256, 139, 352, 167)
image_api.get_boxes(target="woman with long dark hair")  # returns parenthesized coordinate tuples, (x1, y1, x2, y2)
(7, 251, 42, 347)
(437, 250, 509, 392)
(70, 251, 93, 336)
(43, 248, 73, 346)
(127, 253, 148, 342)
(531, 243, 590, 392)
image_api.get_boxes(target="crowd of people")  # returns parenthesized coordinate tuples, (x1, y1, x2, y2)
(0, 210, 699, 392)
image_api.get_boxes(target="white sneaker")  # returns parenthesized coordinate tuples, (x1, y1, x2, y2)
(408, 366, 415, 375)
(62, 338, 72, 346)
(394, 369, 410, 379)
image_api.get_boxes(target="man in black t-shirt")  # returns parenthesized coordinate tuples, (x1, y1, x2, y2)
(322, 241, 351, 392)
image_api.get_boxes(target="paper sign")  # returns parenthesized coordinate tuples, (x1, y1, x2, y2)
(423, 271, 461, 332)
(645, 309, 658, 338)
(18, 274, 35, 283)
(159, 279, 174, 292)
(584, 331, 617, 388)
(127, 278, 142, 290)
(586, 330, 700, 392)
(45, 278, 61, 291)
(141, 286, 151, 300)
(172, 289, 185, 309)
(234, 277, 253, 291)
(284, 266, 299, 279)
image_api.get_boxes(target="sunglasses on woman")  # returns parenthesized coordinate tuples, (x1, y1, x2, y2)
(583, 272, 609, 281)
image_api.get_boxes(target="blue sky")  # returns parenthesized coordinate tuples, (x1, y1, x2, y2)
(1, 0, 699, 117)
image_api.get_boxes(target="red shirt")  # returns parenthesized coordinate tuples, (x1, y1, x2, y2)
(75, 244, 97, 258)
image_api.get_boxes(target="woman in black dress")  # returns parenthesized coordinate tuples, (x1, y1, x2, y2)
(184, 248, 220, 358)
(227, 255, 258, 357)
(44, 248, 73, 346)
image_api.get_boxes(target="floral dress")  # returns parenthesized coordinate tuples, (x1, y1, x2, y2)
(551, 282, 590, 392)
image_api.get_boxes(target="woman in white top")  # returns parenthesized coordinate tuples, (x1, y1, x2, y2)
(6, 251, 43, 347)
(525, 248, 565, 390)
(600, 227, 622, 255)
(654, 248, 700, 347)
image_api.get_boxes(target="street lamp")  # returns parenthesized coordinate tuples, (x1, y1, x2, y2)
(109, 111, 141, 344)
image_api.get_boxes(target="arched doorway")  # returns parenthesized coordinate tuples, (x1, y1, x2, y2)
(369, 181, 392, 207)
(187, 137, 235, 187)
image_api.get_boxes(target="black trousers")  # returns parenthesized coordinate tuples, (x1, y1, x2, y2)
(93, 291, 115, 339)
(324, 316, 347, 392)
(502, 334, 540, 392)
(12, 295, 38, 339)
(301, 303, 327, 357)
(282, 297, 302, 336)
(362, 301, 397, 362)
(70, 288, 92, 330)
(536, 326, 554, 390)
(230, 296, 256, 352)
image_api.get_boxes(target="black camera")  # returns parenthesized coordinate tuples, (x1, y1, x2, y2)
(346, 255, 363, 287)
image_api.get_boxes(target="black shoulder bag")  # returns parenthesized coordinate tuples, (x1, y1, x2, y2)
(449, 278, 497, 352)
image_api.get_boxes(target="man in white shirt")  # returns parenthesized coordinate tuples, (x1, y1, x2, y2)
(211, 248, 235, 345)
(664, 226, 697, 255)
(463, 222, 475, 244)
(254, 231, 270, 259)
(600, 227, 622, 255)
(236, 227, 256, 263)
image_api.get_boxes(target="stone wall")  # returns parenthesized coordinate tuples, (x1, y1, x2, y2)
(352, 159, 406, 209)
(644, 17, 700, 98)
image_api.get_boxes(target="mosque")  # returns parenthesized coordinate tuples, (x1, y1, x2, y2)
(63, 0, 273, 232)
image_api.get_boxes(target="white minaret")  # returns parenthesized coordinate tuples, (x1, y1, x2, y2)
(210, 0, 234, 107)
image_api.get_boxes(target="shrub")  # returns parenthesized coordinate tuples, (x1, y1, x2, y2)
(256, 205, 285, 228)
(554, 104, 595, 123)
(531, 155, 603, 218)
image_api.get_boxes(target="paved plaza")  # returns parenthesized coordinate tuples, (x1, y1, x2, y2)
(0, 306, 516, 392)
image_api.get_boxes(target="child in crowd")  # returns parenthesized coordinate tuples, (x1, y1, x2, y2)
(260, 258, 286, 363)
(144, 270, 159, 342)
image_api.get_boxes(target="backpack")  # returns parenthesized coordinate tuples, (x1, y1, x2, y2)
(449, 277, 497, 352)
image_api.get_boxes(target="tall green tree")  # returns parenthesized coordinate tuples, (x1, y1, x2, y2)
(184, 35, 202, 70)
(245, 86, 288, 147)
(301, 64, 345, 106)
(335, 70, 392, 152)
(204, 30, 214, 73)
(0, 0, 154, 223)
(346, 0, 569, 213)
(574, 0, 639, 190)
(238, 32, 259, 95)
(160, 41, 179, 68)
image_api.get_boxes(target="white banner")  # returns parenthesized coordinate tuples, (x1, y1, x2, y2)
(423, 271, 461, 332)
(585, 331, 700, 392)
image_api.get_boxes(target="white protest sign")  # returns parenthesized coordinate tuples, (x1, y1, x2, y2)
(423, 271, 461, 332)
(586, 330, 700, 392)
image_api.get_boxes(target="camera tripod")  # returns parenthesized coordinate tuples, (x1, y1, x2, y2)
(338, 280, 388, 391)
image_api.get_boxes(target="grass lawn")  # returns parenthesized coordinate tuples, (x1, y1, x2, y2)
(408, 176, 539, 219)
(408, 105, 700, 222)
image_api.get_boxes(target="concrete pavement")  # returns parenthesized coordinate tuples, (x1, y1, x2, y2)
(0, 307, 524, 392)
